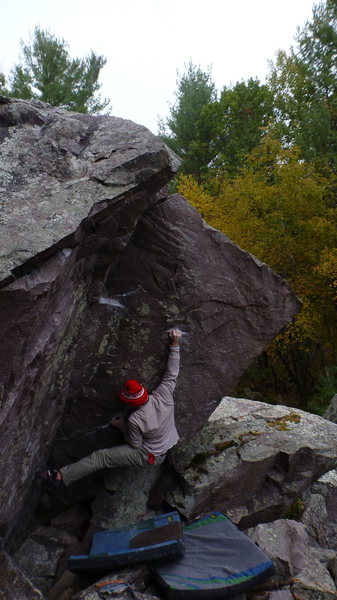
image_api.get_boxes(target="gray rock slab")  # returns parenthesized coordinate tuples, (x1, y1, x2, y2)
(247, 520, 337, 599)
(167, 397, 337, 526)
(266, 592, 295, 600)
(89, 463, 162, 532)
(13, 536, 64, 579)
(0, 97, 179, 285)
(46, 570, 82, 600)
(50, 503, 92, 536)
(13, 526, 78, 596)
(0, 551, 46, 599)
(301, 469, 337, 550)
(282, 592, 337, 600)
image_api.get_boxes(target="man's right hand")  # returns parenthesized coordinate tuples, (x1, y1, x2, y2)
(169, 328, 182, 346)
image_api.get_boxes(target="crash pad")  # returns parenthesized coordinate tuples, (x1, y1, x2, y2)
(154, 512, 274, 599)
(68, 511, 184, 573)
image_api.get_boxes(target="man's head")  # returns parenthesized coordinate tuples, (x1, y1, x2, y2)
(118, 379, 149, 407)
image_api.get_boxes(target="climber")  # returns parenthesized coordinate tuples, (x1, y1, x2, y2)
(38, 328, 182, 490)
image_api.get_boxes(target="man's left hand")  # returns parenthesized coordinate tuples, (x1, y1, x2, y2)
(110, 415, 126, 427)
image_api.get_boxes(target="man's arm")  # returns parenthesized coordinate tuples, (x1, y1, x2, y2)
(110, 414, 128, 436)
(152, 329, 182, 400)
(110, 415, 143, 448)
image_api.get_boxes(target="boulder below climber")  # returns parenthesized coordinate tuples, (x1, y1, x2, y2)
(167, 397, 337, 528)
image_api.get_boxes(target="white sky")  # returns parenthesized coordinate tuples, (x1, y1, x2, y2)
(0, 0, 316, 134)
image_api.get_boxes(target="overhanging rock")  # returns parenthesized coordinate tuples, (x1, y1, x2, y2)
(0, 97, 179, 545)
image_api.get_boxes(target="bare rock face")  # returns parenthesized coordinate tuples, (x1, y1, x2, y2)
(12, 525, 78, 596)
(0, 97, 301, 546)
(167, 397, 337, 527)
(301, 470, 337, 551)
(0, 552, 45, 600)
(89, 464, 162, 532)
(51, 195, 302, 469)
(248, 520, 337, 599)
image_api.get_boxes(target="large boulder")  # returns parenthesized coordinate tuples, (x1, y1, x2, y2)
(51, 193, 302, 470)
(167, 397, 337, 527)
(0, 97, 301, 546)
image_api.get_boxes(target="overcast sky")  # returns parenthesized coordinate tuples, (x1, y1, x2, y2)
(1, 0, 316, 134)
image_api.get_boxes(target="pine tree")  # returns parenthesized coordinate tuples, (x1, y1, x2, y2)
(0, 27, 109, 114)
(159, 61, 217, 181)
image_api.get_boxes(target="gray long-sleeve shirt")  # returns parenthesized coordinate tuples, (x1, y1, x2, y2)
(126, 345, 180, 455)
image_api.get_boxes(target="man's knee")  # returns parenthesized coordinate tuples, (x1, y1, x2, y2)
(88, 445, 145, 470)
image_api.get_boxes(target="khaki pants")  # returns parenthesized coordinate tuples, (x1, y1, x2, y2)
(60, 444, 166, 489)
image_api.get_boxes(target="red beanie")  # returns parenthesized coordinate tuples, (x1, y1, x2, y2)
(118, 379, 149, 407)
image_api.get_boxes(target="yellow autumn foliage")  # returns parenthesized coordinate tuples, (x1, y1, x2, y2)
(178, 136, 337, 402)
(315, 247, 337, 301)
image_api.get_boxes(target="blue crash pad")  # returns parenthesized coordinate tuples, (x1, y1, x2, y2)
(68, 511, 184, 573)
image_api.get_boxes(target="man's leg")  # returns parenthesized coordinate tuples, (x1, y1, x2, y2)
(60, 445, 149, 487)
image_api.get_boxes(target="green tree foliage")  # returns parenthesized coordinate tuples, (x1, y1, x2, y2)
(269, 0, 337, 166)
(159, 63, 274, 182)
(159, 61, 218, 181)
(308, 366, 337, 413)
(0, 73, 8, 95)
(211, 78, 274, 178)
(0, 27, 109, 114)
